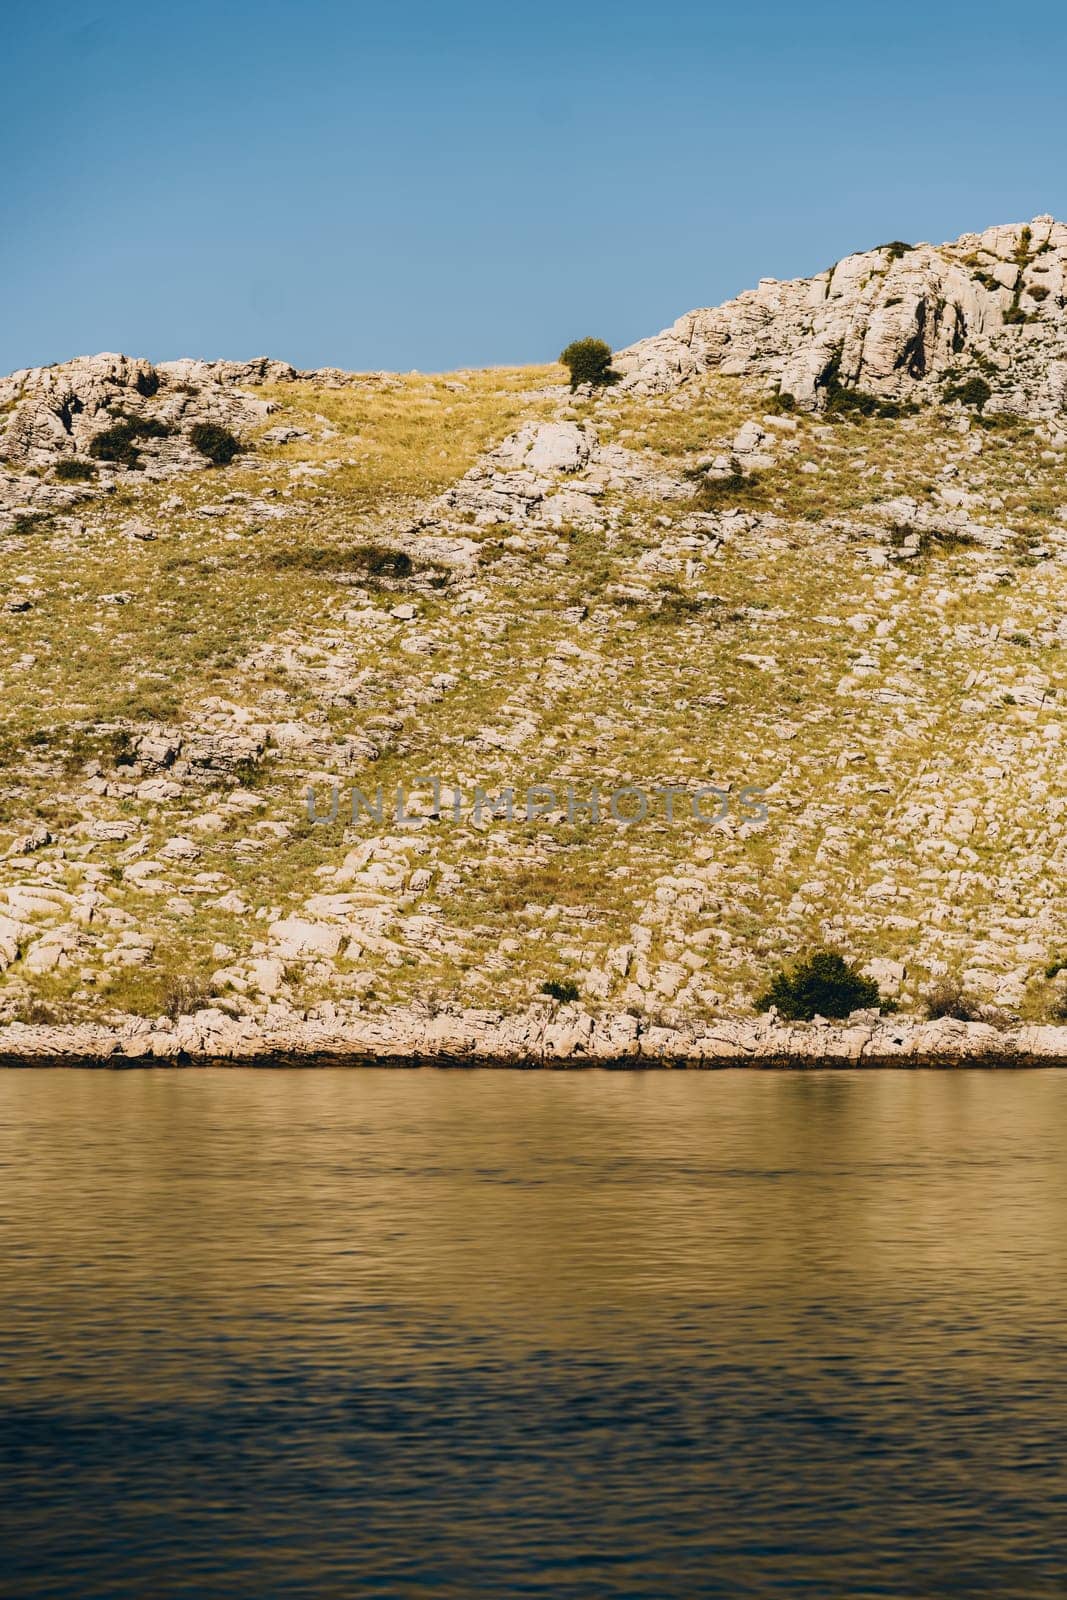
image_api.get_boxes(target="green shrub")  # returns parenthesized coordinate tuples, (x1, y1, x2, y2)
(826, 385, 879, 418)
(943, 375, 992, 412)
(756, 950, 882, 1020)
(266, 543, 417, 580)
(542, 978, 581, 1003)
(58, 724, 135, 775)
(976, 410, 1028, 432)
(355, 544, 414, 578)
(559, 337, 618, 391)
(11, 511, 51, 534)
(190, 422, 242, 465)
(53, 457, 96, 481)
(133, 415, 171, 438)
(879, 241, 914, 261)
(827, 384, 916, 421)
(766, 390, 797, 414)
(88, 412, 172, 469)
(88, 419, 144, 468)
(951, 310, 967, 353)
(694, 464, 757, 508)
(13, 998, 57, 1026)
(653, 583, 709, 622)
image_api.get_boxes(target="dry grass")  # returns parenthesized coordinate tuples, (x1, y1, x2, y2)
(2, 360, 1066, 1021)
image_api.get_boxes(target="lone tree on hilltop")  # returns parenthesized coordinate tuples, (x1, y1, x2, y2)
(559, 337, 618, 391)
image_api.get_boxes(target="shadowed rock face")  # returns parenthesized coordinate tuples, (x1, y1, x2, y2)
(613, 216, 1067, 416)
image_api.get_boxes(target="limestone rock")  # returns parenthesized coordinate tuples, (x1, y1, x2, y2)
(614, 216, 1067, 416)
(497, 421, 595, 474)
(0, 352, 276, 526)
(269, 918, 344, 960)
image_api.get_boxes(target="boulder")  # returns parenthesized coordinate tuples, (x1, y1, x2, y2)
(268, 918, 343, 960)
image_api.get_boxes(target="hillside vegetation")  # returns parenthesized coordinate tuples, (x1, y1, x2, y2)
(1, 220, 1066, 1033)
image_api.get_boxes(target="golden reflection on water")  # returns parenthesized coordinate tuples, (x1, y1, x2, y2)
(1, 1068, 1066, 1597)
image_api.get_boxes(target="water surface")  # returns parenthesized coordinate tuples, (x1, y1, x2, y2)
(1, 1068, 1066, 1597)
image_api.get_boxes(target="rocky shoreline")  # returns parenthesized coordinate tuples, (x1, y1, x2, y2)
(2, 1004, 1066, 1067)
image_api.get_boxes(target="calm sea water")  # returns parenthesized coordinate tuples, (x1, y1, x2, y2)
(1, 1068, 1066, 1599)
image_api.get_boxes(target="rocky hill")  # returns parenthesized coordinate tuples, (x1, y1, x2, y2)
(615, 215, 1067, 417)
(1, 217, 1066, 1060)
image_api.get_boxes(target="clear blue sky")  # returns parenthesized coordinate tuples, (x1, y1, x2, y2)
(5, 0, 1067, 375)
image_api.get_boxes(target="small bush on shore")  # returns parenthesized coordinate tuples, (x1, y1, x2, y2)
(923, 978, 979, 1021)
(756, 950, 882, 1020)
(161, 974, 213, 1020)
(13, 997, 57, 1026)
(559, 338, 618, 391)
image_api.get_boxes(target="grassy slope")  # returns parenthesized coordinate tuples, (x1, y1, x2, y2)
(1, 362, 1065, 1024)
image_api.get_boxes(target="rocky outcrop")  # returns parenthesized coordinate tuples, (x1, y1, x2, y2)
(432, 419, 693, 531)
(157, 357, 400, 390)
(614, 215, 1067, 415)
(0, 352, 275, 470)
(0, 353, 277, 530)
(0, 1004, 1065, 1066)
(0, 353, 418, 532)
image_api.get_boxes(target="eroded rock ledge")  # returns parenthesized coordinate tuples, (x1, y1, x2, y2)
(1, 1006, 1065, 1067)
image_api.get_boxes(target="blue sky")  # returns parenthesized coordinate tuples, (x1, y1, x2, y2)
(4, 0, 1067, 374)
